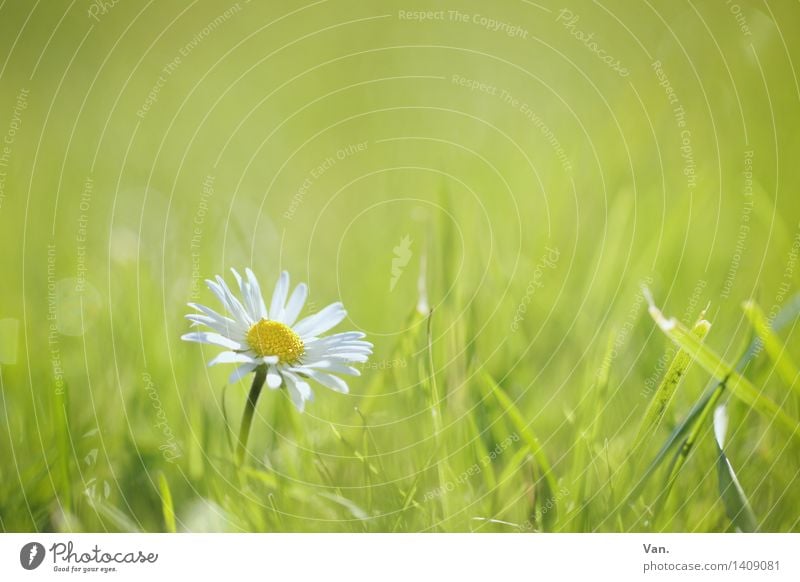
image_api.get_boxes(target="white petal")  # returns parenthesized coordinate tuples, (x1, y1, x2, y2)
(262, 355, 279, 365)
(282, 283, 308, 325)
(309, 331, 366, 343)
(304, 345, 372, 362)
(187, 303, 247, 335)
(230, 268, 257, 322)
(322, 353, 370, 363)
(208, 351, 255, 366)
(206, 278, 252, 326)
(302, 369, 350, 393)
(230, 268, 243, 289)
(325, 347, 374, 355)
(305, 337, 372, 350)
(294, 302, 346, 338)
(269, 271, 290, 322)
(283, 371, 313, 412)
(311, 341, 373, 352)
(181, 332, 241, 350)
(186, 314, 244, 338)
(293, 361, 360, 376)
(216, 275, 252, 325)
(245, 268, 268, 319)
(229, 363, 257, 383)
(266, 365, 283, 389)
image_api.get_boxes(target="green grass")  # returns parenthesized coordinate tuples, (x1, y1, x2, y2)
(2, 0, 800, 533)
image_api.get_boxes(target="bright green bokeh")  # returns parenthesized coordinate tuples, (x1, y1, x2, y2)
(1, 0, 799, 532)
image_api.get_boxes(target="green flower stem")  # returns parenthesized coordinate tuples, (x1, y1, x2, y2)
(236, 365, 267, 466)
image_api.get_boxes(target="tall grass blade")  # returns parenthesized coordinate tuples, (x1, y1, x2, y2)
(566, 329, 615, 531)
(93, 502, 141, 533)
(482, 374, 557, 529)
(627, 385, 716, 503)
(712, 405, 757, 532)
(628, 294, 800, 518)
(644, 290, 800, 442)
(652, 379, 728, 522)
(425, 309, 451, 523)
(52, 383, 73, 520)
(742, 300, 800, 393)
(631, 316, 711, 456)
(158, 473, 177, 533)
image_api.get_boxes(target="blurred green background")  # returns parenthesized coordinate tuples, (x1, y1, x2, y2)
(1, 0, 799, 532)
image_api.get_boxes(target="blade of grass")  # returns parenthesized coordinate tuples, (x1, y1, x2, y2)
(425, 308, 452, 523)
(644, 289, 800, 442)
(566, 329, 615, 531)
(92, 501, 141, 533)
(627, 385, 717, 503)
(652, 376, 729, 523)
(158, 473, 177, 533)
(712, 405, 757, 532)
(52, 383, 73, 520)
(628, 293, 800, 515)
(482, 373, 557, 529)
(631, 315, 711, 456)
(743, 300, 800, 393)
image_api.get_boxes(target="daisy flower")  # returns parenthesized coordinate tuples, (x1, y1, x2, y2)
(182, 268, 372, 412)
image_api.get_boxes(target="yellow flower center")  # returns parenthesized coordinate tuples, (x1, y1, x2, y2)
(245, 319, 304, 364)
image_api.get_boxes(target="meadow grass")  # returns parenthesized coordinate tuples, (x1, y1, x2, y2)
(1, 1, 800, 533)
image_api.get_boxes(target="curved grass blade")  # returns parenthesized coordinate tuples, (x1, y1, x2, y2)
(629, 293, 800, 505)
(631, 316, 711, 456)
(158, 473, 177, 533)
(712, 405, 757, 532)
(565, 329, 616, 531)
(742, 300, 800, 393)
(644, 290, 800, 442)
(482, 374, 557, 529)
(424, 309, 453, 523)
(626, 385, 717, 504)
(93, 501, 141, 533)
(52, 383, 73, 519)
(652, 377, 728, 522)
